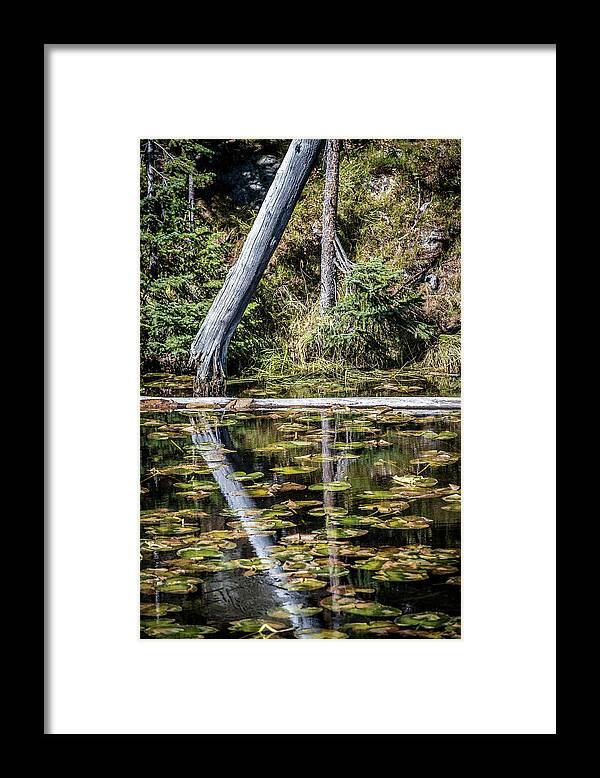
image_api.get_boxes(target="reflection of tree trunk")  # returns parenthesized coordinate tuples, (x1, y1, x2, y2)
(190, 417, 304, 629)
(334, 427, 352, 482)
(321, 414, 341, 622)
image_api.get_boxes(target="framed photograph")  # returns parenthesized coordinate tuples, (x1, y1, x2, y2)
(46, 44, 556, 735)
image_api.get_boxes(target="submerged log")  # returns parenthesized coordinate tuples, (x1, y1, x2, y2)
(188, 139, 323, 397)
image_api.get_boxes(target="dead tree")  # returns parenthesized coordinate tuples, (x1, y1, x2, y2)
(189, 139, 323, 396)
(188, 172, 194, 227)
(320, 139, 341, 312)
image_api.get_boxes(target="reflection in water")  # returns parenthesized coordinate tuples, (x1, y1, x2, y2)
(191, 420, 304, 632)
(140, 407, 461, 638)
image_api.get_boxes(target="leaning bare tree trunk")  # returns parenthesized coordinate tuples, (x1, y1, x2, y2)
(320, 139, 340, 312)
(189, 138, 323, 396)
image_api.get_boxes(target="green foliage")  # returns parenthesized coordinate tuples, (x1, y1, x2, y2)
(420, 333, 461, 374)
(139, 138, 460, 377)
(295, 257, 436, 369)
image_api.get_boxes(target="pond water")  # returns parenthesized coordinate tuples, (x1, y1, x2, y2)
(141, 369, 460, 399)
(140, 406, 461, 639)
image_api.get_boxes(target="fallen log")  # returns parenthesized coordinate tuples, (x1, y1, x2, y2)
(140, 395, 460, 413)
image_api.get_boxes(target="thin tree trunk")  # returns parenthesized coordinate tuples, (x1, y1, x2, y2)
(320, 139, 340, 312)
(146, 140, 154, 197)
(145, 140, 158, 278)
(188, 172, 194, 226)
(189, 139, 323, 396)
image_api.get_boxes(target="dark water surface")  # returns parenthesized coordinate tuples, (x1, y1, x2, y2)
(140, 407, 461, 639)
(141, 369, 460, 399)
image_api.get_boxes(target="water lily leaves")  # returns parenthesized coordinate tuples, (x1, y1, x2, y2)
(275, 499, 322, 511)
(329, 585, 375, 596)
(352, 557, 387, 572)
(274, 482, 308, 493)
(140, 603, 183, 617)
(307, 506, 348, 517)
(279, 577, 327, 591)
(320, 597, 402, 618)
(177, 546, 224, 560)
(394, 612, 451, 630)
(270, 465, 318, 475)
(145, 624, 218, 638)
(280, 533, 319, 545)
(140, 404, 461, 638)
(409, 450, 460, 467)
(330, 515, 382, 527)
(156, 577, 200, 594)
(169, 559, 241, 574)
(140, 537, 193, 553)
(276, 422, 308, 433)
(357, 490, 400, 500)
(242, 485, 274, 498)
(229, 618, 289, 634)
(154, 464, 213, 477)
(441, 493, 461, 512)
(286, 605, 323, 617)
(226, 519, 296, 531)
(238, 557, 278, 572)
(315, 527, 369, 540)
(376, 516, 431, 530)
(373, 566, 429, 582)
(392, 475, 438, 487)
(198, 529, 247, 542)
(296, 629, 348, 639)
(308, 481, 352, 492)
(295, 453, 359, 463)
(357, 501, 409, 515)
(267, 545, 314, 561)
(342, 621, 401, 636)
(172, 478, 216, 490)
(144, 525, 199, 536)
(227, 471, 264, 482)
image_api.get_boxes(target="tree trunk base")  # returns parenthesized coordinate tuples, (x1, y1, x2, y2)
(193, 373, 226, 397)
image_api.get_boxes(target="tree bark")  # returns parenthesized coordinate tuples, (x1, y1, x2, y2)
(320, 140, 340, 312)
(189, 139, 323, 396)
(145, 140, 159, 278)
(188, 172, 194, 226)
(146, 140, 154, 197)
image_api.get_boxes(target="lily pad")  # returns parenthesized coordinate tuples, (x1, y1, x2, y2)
(296, 629, 348, 639)
(270, 466, 318, 475)
(279, 577, 327, 591)
(342, 621, 401, 636)
(144, 624, 218, 638)
(228, 618, 289, 635)
(177, 546, 224, 560)
(139, 603, 183, 617)
(238, 557, 279, 571)
(308, 481, 352, 492)
(394, 612, 452, 630)
(320, 596, 402, 618)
